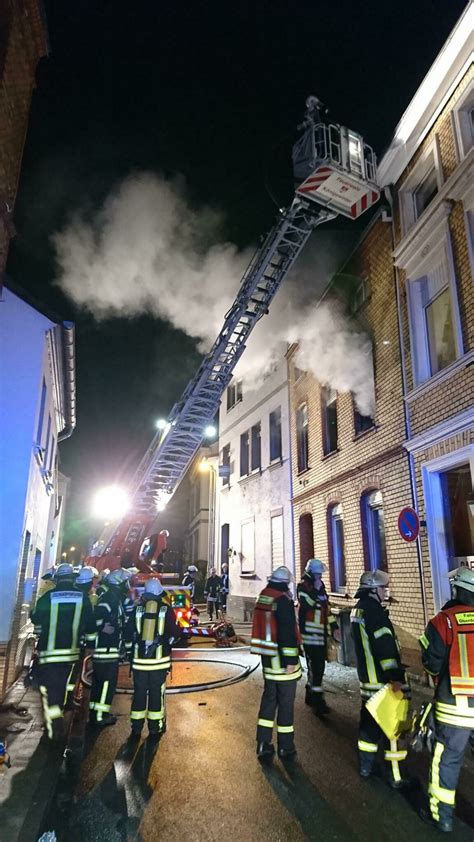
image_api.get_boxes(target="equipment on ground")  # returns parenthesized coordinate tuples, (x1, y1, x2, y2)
(89, 96, 379, 572)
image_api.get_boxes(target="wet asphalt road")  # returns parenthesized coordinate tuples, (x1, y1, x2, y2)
(64, 650, 474, 842)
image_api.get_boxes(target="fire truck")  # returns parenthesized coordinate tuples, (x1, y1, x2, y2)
(89, 96, 380, 588)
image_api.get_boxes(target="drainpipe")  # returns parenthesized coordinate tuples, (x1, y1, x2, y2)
(58, 321, 76, 442)
(383, 186, 428, 626)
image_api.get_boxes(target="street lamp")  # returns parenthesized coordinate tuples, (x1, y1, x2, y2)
(69, 546, 76, 552)
(92, 485, 131, 520)
(204, 424, 217, 438)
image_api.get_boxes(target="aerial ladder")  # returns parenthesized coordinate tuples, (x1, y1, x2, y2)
(92, 96, 379, 572)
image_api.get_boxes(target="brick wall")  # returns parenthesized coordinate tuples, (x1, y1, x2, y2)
(288, 216, 424, 651)
(0, 0, 48, 272)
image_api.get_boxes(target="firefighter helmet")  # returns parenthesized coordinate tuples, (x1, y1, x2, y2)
(106, 568, 129, 586)
(187, 565, 198, 573)
(449, 566, 474, 594)
(41, 566, 56, 581)
(359, 570, 390, 589)
(76, 566, 98, 584)
(268, 565, 292, 584)
(55, 563, 75, 580)
(143, 578, 164, 597)
(305, 559, 327, 576)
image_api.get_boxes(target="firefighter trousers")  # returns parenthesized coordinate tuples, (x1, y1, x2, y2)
(131, 668, 167, 734)
(38, 661, 77, 739)
(257, 678, 297, 750)
(303, 644, 326, 694)
(429, 721, 471, 824)
(358, 703, 407, 783)
(89, 659, 119, 722)
(207, 599, 218, 620)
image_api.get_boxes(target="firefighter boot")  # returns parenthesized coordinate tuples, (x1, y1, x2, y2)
(257, 742, 275, 760)
(419, 807, 453, 833)
(359, 747, 380, 779)
(90, 713, 117, 728)
(305, 688, 316, 706)
(313, 694, 331, 716)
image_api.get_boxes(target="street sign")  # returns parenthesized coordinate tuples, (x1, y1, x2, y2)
(398, 507, 420, 542)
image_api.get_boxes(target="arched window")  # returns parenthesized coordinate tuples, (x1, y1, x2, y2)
(361, 490, 387, 572)
(299, 513, 314, 573)
(328, 503, 346, 592)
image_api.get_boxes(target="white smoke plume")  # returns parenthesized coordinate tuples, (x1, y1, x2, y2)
(53, 173, 374, 414)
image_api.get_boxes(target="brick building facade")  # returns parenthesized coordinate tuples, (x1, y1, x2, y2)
(288, 5, 473, 667)
(0, 0, 48, 271)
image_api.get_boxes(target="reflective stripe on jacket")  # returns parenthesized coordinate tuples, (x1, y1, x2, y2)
(351, 593, 405, 700)
(31, 586, 96, 664)
(251, 585, 302, 681)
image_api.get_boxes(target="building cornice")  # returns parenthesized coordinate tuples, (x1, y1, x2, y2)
(404, 406, 474, 454)
(378, 3, 473, 187)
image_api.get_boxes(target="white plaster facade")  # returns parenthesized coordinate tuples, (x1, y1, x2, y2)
(0, 286, 75, 693)
(217, 361, 294, 620)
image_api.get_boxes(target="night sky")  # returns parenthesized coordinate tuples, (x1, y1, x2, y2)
(7, 0, 467, 549)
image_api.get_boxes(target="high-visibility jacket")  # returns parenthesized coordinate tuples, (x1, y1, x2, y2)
(351, 591, 406, 700)
(128, 597, 180, 672)
(251, 583, 302, 681)
(31, 584, 96, 665)
(420, 599, 474, 729)
(297, 574, 336, 647)
(93, 587, 126, 662)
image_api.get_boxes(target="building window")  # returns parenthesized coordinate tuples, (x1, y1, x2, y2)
(269, 407, 282, 462)
(322, 387, 338, 455)
(36, 379, 47, 445)
(408, 244, 460, 385)
(328, 503, 346, 592)
(240, 423, 261, 476)
(296, 404, 309, 473)
(241, 518, 255, 574)
(44, 414, 52, 469)
(362, 490, 387, 572)
(251, 422, 261, 471)
(351, 277, 370, 314)
(441, 464, 473, 568)
(221, 523, 230, 566)
(271, 512, 284, 569)
(299, 513, 314, 572)
(453, 81, 474, 160)
(354, 398, 374, 436)
(400, 146, 441, 233)
(221, 443, 230, 486)
(227, 379, 243, 411)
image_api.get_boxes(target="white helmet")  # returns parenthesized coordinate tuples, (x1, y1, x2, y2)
(76, 566, 98, 584)
(187, 565, 198, 573)
(359, 570, 390, 589)
(449, 566, 474, 594)
(55, 563, 74, 580)
(143, 578, 164, 597)
(305, 559, 327, 576)
(106, 569, 129, 586)
(41, 566, 56, 581)
(268, 566, 292, 584)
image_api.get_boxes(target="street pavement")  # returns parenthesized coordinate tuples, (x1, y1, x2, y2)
(56, 650, 474, 842)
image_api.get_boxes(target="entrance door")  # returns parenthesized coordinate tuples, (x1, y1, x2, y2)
(299, 513, 314, 575)
(422, 445, 474, 610)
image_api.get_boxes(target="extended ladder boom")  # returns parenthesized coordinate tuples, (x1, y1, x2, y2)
(133, 199, 333, 515)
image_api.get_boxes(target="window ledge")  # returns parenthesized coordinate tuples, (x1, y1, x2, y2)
(240, 573, 257, 579)
(353, 425, 377, 442)
(296, 466, 310, 477)
(268, 457, 283, 471)
(405, 349, 474, 404)
(322, 448, 339, 461)
(239, 469, 261, 485)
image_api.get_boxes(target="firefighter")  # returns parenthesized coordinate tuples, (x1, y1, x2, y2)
(297, 558, 338, 715)
(89, 568, 129, 727)
(204, 567, 221, 622)
(127, 578, 181, 738)
(419, 566, 474, 833)
(75, 566, 99, 606)
(251, 566, 302, 761)
(350, 570, 412, 788)
(220, 562, 229, 614)
(182, 564, 198, 601)
(30, 563, 96, 741)
(35, 566, 56, 602)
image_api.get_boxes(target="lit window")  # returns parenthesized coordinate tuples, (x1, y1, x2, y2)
(362, 490, 387, 572)
(322, 387, 338, 455)
(269, 407, 282, 462)
(296, 403, 309, 473)
(329, 503, 346, 592)
(425, 287, 457, 375)
(227, 379, 243, 411)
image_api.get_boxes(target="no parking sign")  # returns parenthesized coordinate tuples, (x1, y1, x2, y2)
(398, 507, 420, 542)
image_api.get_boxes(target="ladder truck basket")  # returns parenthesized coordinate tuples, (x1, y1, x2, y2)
(292, 121, 379, 219)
